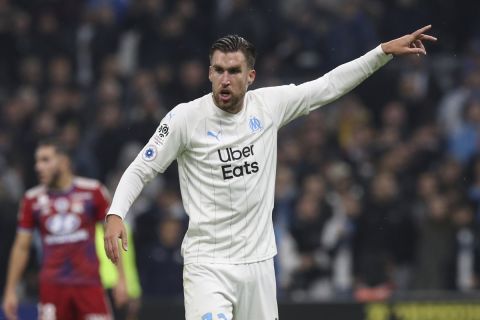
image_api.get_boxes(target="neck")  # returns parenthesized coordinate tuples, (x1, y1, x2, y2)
(51, 172, 74, 191)
(212, 95, 245, 114)
(223, 103, 243, 114)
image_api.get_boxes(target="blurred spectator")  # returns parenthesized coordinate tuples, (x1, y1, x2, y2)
(437, 158, 466, 206)
(353, 171, 414, 297)
(321, 165, 362, 297)
(0, 159, 23, 295)
(288, 192, 334, 300)
(412, 171, 439, 222)
(467, 157, 480, 221)
(325, 0, 378, 68)
(274, 165, 298, 294)
(59, 122, 99, 178)
(0, 0, 20, 89)
(137, 216, 185, 299)
(413, 195, 455, 290)
(396, 56, 441, 127)
(34, 10, 74, 61)
(17, 56, 44, 91)
(379, 100, 409, 142)
(437, 68, 480, 136)
(91, 103, 126, 182)
(447, 97, 480, 164)
(448, 204, 480, 291)
(408, 123, 443, 175)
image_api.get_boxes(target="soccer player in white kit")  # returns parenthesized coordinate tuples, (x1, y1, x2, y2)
(104, 25, 436, 320)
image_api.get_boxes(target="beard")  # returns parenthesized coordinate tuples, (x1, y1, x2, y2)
(212, 90, 245, 113)
(45, 169, 62, 189)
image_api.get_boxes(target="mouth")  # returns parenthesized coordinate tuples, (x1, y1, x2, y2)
(219, 89, 231, 102)
(37, 173, 47, 182)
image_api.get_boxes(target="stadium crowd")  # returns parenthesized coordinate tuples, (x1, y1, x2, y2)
(1, 0, 480, 305)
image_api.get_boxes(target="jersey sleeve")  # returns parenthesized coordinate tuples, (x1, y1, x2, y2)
(17, 196, 35, 232)
(256, 45, 392, 128)
(108, 108, 188, 219)
(139, 107, 188, 173)
(94, 184, 111, 221)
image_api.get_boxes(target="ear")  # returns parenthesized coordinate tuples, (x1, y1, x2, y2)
(208, 66, 213, 82)
(247, 69, 256, 86)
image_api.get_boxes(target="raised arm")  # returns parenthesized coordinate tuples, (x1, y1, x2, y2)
(302, 25, 437, 113)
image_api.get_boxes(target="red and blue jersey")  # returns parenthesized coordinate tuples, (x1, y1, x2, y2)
(18, 177, 110, 286)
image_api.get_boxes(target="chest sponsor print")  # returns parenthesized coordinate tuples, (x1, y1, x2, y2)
(217, 144, 259, 180)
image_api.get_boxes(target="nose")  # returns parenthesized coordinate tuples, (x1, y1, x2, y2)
(220, 72, 230, 86)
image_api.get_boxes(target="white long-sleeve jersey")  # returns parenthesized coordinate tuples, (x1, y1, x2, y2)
(108, 45, 392, 265)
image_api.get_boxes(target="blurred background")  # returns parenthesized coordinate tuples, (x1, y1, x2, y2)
(1, 0, 480, 319)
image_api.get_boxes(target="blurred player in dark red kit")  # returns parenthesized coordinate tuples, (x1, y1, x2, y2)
(2, 139, 125, 320)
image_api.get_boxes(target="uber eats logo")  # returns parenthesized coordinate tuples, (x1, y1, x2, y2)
(217, 145, 259, 180)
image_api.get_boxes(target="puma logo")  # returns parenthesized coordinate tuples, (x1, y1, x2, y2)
(207, 130, 221, 141)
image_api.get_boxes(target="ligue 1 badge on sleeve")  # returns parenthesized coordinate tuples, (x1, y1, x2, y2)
(158, 123, 169, 138)
(142, 145, 158, 162)
(153, 123, 170, 145)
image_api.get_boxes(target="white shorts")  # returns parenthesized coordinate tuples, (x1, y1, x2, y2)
(183, 258, 279, 320)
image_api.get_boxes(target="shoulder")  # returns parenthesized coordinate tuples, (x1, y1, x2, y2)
(163, 95, 213, 135)
(73, 176, 103, 191)
(24, 185, 46, 200)
(172, 94, 212, 121)
(246, 85, 295, 108)
(73, 177, 110, 200)
(249, 84, 296, 98)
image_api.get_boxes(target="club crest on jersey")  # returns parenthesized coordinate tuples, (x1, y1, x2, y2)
(249, 116, 262, 133)
(54, 198, 70, 213)
(142, 145, 157, 161)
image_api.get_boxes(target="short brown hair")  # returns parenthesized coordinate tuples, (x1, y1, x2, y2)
(37, 138, 70, 158)
(209, 35, 256, 68)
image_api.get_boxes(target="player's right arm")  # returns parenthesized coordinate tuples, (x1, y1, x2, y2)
(2, 231, 33, 320)
(104, 107, 187, 264)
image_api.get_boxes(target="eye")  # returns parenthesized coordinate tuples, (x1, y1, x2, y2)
(213, 66, 223, 74)
(228, 68, 241, 74)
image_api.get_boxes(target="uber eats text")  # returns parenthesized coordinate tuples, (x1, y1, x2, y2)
(217, 145, 259, 180)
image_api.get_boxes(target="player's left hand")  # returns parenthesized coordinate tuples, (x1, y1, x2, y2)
(381, 25, 437, 56)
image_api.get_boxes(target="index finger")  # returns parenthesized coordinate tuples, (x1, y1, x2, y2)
(412, 25, 432, 37)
